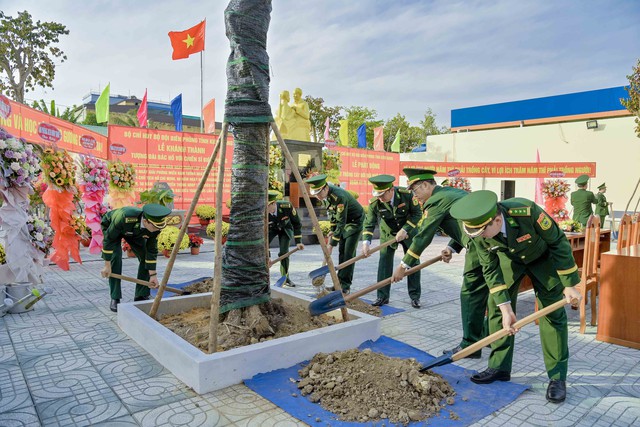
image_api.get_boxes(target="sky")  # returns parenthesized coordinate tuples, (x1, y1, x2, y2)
(2, 0, 639, 128)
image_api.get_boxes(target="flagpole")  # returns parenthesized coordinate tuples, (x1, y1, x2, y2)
(200, 51, 204, 133)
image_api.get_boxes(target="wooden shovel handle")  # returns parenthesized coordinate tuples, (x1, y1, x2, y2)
(109, 273, 185, 295)
(452, 298, 578, 361)
(269, 247, 300, 267)
(338, 239, 397, 270)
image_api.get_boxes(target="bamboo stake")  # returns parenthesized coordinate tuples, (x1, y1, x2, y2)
(271, 123, 349, 322)
(149, 125, 226, 319)
(208, 124, 229, 353)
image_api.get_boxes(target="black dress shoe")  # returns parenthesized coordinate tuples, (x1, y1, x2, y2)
(342, 289, 350, 295)
(371, 298, 389, 307)
(325, 286, 335, 291)
(411, 299, 421, 309)
(546, 379, 566, 403)
(133, 296, 150, 302)
(110, 299, 120, 312)
(284, 279, 296, 288)
(470, 368, 511, 384)
(443, 345, 481, 359)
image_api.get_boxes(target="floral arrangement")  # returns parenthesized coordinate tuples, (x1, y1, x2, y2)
(157, 227, 189, 251)
(195, 205, 216, 220)
(205, 221, 230, 239)
(29, 177, 48, 207)
(71, 215, 89, 238)
(313, 220, 333, 237)
(41, 148, 77, 191)
(269, 144, 283, 168)
(0, 242, 5, 264)
(0, 129, 41, 188)
(79, 155, 110, 192)
(448, 177, 471, 192)
(554, 208, 570, 222)
(188, 234, 204, 248)
(26, 213, 54, 255)
(542, 179, 570, 199)
(108, 160, 136, 192)
(122, 240, 132, 252)
(269, 169, 284, 193)
(559, 219, 584, 233)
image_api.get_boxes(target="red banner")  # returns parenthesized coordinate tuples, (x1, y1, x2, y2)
(399, 161, 596, 178)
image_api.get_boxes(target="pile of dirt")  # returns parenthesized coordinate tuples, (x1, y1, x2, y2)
(316, 289, 382, 317)
(296, 348, 457, 425)
(183, 278, 214, 294)
(158, 298, 337, 353)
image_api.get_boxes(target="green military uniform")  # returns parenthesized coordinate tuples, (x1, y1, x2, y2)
(451, 191, 580, 381)
(570, 175, 596, 226)
(268, 191, 302, 280)
(595, 183, 609, 226)
(101, 205, 169, 300)
(362, 176, 421, 302)
(402, 168, 487, 349)
(306, 174, 364, 292)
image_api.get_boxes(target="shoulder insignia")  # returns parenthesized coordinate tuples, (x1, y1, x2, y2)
(508, 207, 531, 217)
(398, 188, 410, 194)
(369, 197, 377, 204)
(537, 212, 552, 231)
(125, 217, 139, 223)
(423, 210, 428, 219)
(280, 202, 291, 209)
(506, 217, 518, 228)
(337, 204, 345, 213)
(331, 194, 338, 201)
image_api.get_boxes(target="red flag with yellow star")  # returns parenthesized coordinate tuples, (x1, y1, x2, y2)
(168, 20, 206, 60)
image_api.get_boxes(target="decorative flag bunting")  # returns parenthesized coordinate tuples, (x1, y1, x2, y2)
(339, 119, 349, 147)
(391, 129, 401, 153)
(357, 123, 367, 148)
(171, 94, 183, 131)
(202, 98, 216, 134)
(373, 126, 385, 151)
(168, 20, 206, 60)
(137, 89, 148, 128)
(95, 84, 110, 124)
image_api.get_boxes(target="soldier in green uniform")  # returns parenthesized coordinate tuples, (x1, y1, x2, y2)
(362, 175, 422, 307)
(268, 190, 304, 286)
(100, 204, 171, 312)
(306, 174, 364, 294)
(391, 169, 488, 355)
(450, 190, 582, 403)
(570, 174, 596, 226)
(595, 183, 609, 226)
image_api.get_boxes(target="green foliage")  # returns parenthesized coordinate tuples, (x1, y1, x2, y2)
(32, 99, 83, 123)
(139, 183, 175, 207)
(195, 205, 216, 220)
(322, 150, 341, 184)
(621, 58, 640, 138)
(111, 109, 140, 127)
(82, 112, 107, 127)
(0, 11, 69, 103)
(313, 220, 332, 237)
(342, 106, 384, 148)
(0, 242, 6, 264)
(157, 227, 189, 251)
(305, 95, 344, 142)
(206, 221, 230, 239)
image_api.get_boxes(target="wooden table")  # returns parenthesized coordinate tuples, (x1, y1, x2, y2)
(596, 244, 640, 349)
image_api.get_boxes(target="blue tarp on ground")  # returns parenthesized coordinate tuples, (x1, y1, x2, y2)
(245, 336, 528, 426)
(150, 276, 211, 297)
(360, 298, 405, 316)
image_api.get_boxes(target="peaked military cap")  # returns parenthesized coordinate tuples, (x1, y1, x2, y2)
(268, 190, 281, 203)
(441, 178, 450, 187)
(450, 190, 499, 237)
(575, 174, 590, 185)
(305, 174, 328, 195)
(369, 174, 395, 197)
(403, 168, 437, 190)
(597, 182, 606, 190)
(142, 203, 171, 229)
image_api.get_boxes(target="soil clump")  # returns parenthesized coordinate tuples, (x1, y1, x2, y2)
(297, 348, 456, 425)
(316, 289, 382, 317)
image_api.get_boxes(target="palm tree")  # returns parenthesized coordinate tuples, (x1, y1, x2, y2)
(31, 99, 83, 123)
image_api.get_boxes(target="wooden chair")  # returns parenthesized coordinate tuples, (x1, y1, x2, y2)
(617, 214, 632, 251)
(576, 215, 601, 334)
(630, 213, 640, 246)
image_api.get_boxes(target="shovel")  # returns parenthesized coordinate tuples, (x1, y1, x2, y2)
(269, 247, 300, 268)
(109, 273, 191, 295)
(418, 297, 578, 372)
(1, 289, 40, 315)
(309, 255, 442, 316)
(309, 239, 397, 286)
(23, 287, 53, 310)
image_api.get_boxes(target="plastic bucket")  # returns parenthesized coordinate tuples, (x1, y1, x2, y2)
(0, 285, 7, 317)
(5, 283, 35, 314)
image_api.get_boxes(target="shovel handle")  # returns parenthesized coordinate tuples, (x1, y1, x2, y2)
(338, 239, 397, 270)
(109, 273, 185, 295)
(451, 298, 578, 361)
(269, 247, 300, 267)
(345, 255, 442, 303)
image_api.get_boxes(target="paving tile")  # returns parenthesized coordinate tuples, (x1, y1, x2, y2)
(112, 372, 197, 412)
(81, 339, 148, 365)
(233, 407, 309, 426)
(69, 320, 129, 347)
(7, 323, 67, 344)
(202, 384, 278, 422)
(0, 405, 40, 427)
(13, 335, 78, 362)
(20, 349, 92, 381)
(132, 396, 232, 427)
(26, 366, 112, 404)
(98, 354, 168, 386)
(0, 343, 17, 364)
(0, 361, 33, 414)
(4, 311, 59, 330)
(35, 389, 128, 427)
(91, 414, 141, 426)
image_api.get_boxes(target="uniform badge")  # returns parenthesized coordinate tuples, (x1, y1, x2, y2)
(337, 204, 345, 213)
(413, 198, 419, 205)
(398, 203, 405, 208)
(292, 208, 296, 215)
(282, 216, 289, 220)
(125, 217, 138, 223)
(537, 213, 552, 230)
(423, 210, 428, 219)
(516, 233, 532, 243)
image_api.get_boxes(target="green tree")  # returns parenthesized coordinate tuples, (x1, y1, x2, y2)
(0, 11, 69, 103)
(621, 58, 640, 138)
(82, 112, 106, 127)
(304, 95, 343, 142)
(31, 99, 83, 123)
(384, 113, 424, 152)
(111, 109, 140, 127)
(420, 108, 450, 136)
(343, 106, 383, 148)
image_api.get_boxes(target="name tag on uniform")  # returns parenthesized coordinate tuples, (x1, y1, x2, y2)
(281, 216, 289, 220)
(125, 217, 138, 223)
(125, 232, 133, 236)
(397, 203, 405, 208)
(516, 234, 532, 243)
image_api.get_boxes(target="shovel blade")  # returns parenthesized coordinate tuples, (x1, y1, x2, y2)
(274, 276, 287, 288)
(418, 352, 453, 373)
(308, 291, 347, 316)
(308, 265, 330, 280)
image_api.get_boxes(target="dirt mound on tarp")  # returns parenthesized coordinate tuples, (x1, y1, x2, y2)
(316, 289, 382, 317)
(296, 348, 457, 425)
(183, 278, 214, 294)
(159, 298, 337, 353)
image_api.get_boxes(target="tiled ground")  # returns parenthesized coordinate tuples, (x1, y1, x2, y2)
(0, 236, 638, 426)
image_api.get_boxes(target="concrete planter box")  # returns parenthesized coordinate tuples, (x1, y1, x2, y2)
(118, 287, 381, 394)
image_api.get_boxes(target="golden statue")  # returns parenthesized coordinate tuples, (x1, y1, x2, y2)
(289, 88, 311, 141)
(275, 90, 293, 139)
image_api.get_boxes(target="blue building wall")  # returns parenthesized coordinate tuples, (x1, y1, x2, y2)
(451, 86, 629, 128)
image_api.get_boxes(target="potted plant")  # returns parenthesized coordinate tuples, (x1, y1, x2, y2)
(188, 234, 204, 255)
(206, 221, 230, 245)
(71, 216, 91, 247)
(195, 205, 216, 226)
(313, 220, 333, 244)
(122, 240, 136, 258)
(139, 183, 175, 208)
(157, 227, 190, 257)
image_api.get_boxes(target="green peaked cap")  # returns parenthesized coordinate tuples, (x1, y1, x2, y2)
(575, 174, 589, 185)
(268, 190, 281, 203)
(450, 190, 498, 237)
(304, 174, 328, 195)
(597, 182, 606, 190)
(369, 174, 395, 196)
(402, 168, 437, 190)
(142, 203, 171, 229)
